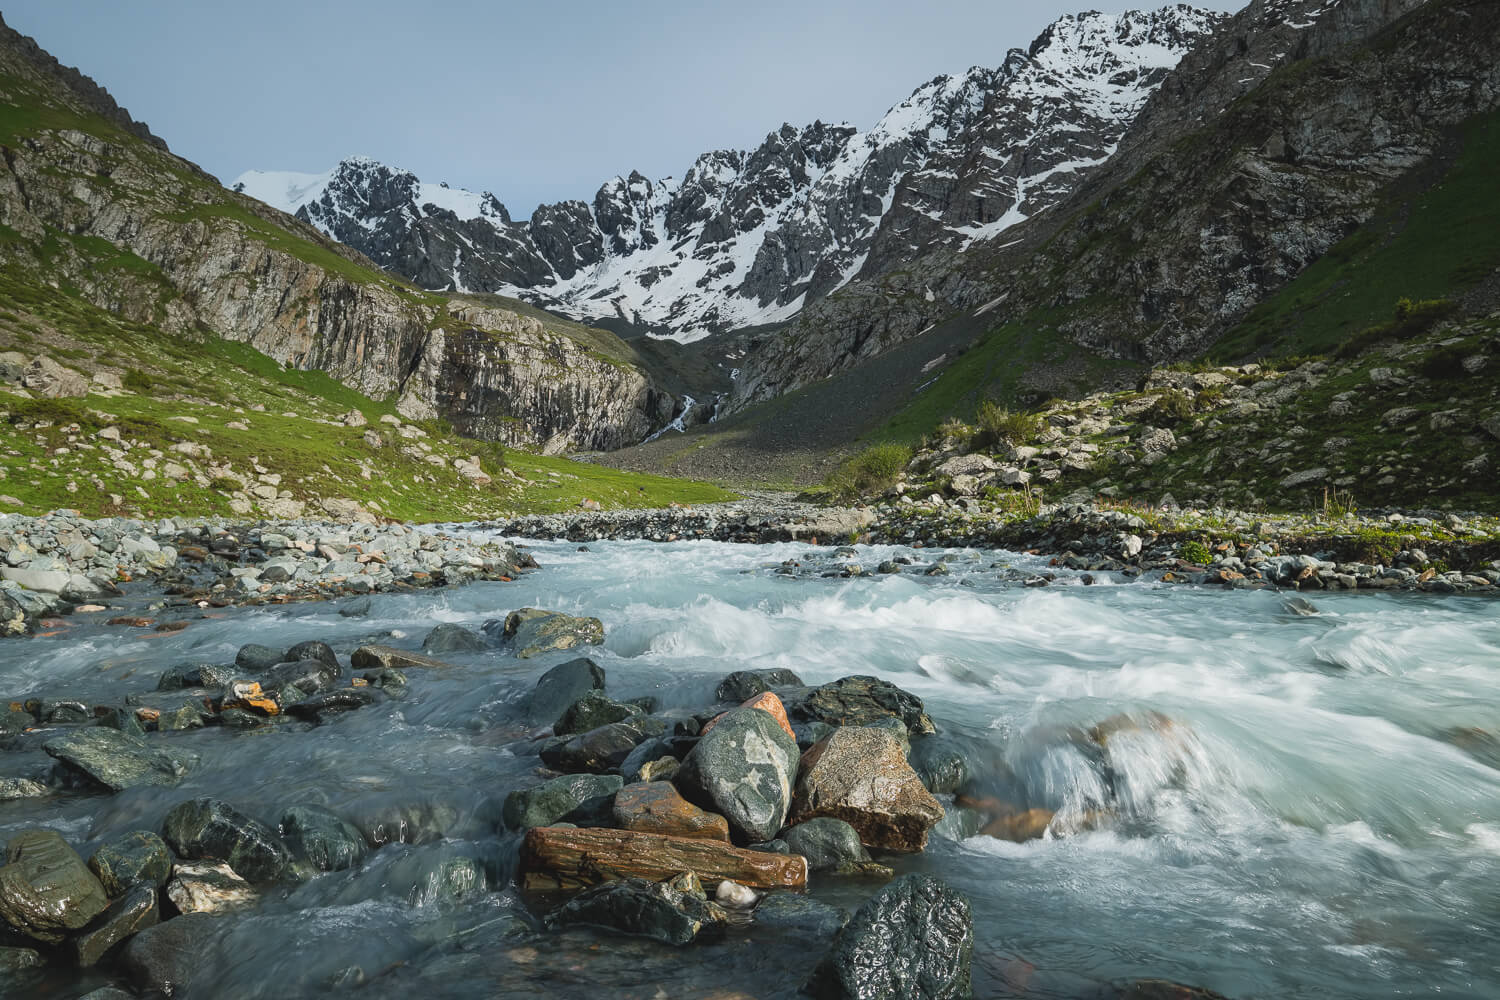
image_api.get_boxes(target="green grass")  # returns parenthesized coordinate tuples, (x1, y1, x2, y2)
(820, 443, 913, 502)
(163, 201, 390, 288)
(1211, 108, 1500, 360)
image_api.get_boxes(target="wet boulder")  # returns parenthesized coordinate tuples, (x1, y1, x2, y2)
(234, 643, 285, 671)
(540, 721, 646, 774)
(613, 781, 731, 842)
(43, 728, 189, 792)
(0, 946, 42, 971)
(525, 656, 607, 725)
(120, 911, 219, 996)
(285, 639, 339, 667)
(715, 668, 805, 703)
(503, 773, 623, 830)
(783, 817, 871, 872)
(675, 706, 799, 843)
(790, 727, 945, 852)
(793, 675, 935, 734)
(754, 893, 850, 938)
(161, 798, 291, 883)
(263, 657, 343, 696)
(543, 875, 727, 946)
(421, 623, 489, 654)
(285, 686, 388, 722)
(805, 874, 974, 1000)
(73, 885, 158, 967)
(554, 690, 643, 736)
(488, 607, 604, 659)
(0, 830, 109, 944)
(280, 805, 369, 872)
(909, 736, 972, 795)
(88, 831, 172, 897)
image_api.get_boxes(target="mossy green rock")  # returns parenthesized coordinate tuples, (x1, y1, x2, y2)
(87, 830, 172, 897)
(494, 608, 604, 659)
(42, 727, 189, 792)
(0, 830, 109, 944)
(503, 773, 623, 830)
(161, 798, 291, 884)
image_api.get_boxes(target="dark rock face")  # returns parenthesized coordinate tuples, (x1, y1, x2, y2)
(285, 686, 388, 721)
(715, 668, 805, 703)
(73, 884, 158, 967)
(421, 623, 488, 654)
(793, 675, 936, 734)
(806, 874, 974, 1000)
(502, 773, 624, 831)
(87, 830, 173, 897)
(120, 911, 219, 996)
(280, 805, 369, 872)
(161, 798, 292, 884)
(539, 722, 645, 774)
(43, 727, 190, 792)
(753, 893, 850, 938)
(285, 640, 339, 667)
(263, 657, 343, 696)
(543, 876, 727, 946)
(909, 736, 972, 795)
(0, 830, 109, 944)
(526, 657, 607, 725)
(675, 707, 800, 842)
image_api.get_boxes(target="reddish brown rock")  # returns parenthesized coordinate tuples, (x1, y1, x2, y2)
(613, 781, 730, 842)
(980, 808, 1054, 843)
(520, 826, 806, 891)
(790, 727, 944, 852)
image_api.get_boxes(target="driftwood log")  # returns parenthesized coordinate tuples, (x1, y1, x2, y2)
(520, 826, 808, 890)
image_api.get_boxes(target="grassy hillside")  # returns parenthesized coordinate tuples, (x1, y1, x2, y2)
(0, 273, 732, 521)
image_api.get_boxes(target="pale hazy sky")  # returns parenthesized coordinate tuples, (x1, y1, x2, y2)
(3, 1, 1242, 216)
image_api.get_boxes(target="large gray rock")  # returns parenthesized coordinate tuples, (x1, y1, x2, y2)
(88, 830, 173, 897)
(790, 727, 945, 853)
(161, 798, 291, 883)
(0, 830, 109, 944)
(805, 874, 974, 1000)
(544, 876, 727, 946)
(280, 805, 369, 872)
(503, 773, 623, 830)
(43, 727, 190, 792)
(675, 707, 799, 843)
(526, 656, 606, 725)
(73, 884, 159, 967)
(490, 607, 604, 658)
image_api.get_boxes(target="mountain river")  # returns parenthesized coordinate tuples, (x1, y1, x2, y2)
(3, 533, 1498, 999)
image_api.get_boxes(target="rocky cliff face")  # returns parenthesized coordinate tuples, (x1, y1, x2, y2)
(235, 6, 1221, 342)
(729, 0, 1495, 412)
(0, 14, 670, 452)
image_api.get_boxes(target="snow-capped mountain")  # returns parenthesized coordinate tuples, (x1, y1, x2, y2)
(234, 5, 1222, 343)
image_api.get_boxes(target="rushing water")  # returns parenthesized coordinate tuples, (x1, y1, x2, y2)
(3, 536, 1500, 999)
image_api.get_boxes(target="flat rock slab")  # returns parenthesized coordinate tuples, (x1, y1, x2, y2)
(521, 826, 807, 891)
(74, 885, 158, 967)
(613, 781, 730, 842)
(350, 644, 455, 671)
(806, 874, 973, 1000)
(43, 727, 189, 792)
(544, 876, 727, 946)
(161, 798, 291, 884)
(791, 726, 945, 852)
(0, 830, 109, 944)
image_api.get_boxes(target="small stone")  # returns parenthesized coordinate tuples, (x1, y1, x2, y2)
(164, 860, 258, 914)
(555, 689, 642, 736)
(783, 817, 872, 872)
(43, 728, 188, 792)
(715, 879, 757, 908)
(715, 668, 805, 703)
(525, 656, 607, 725)
(350, 644, 454, 671)
(421, 623, 488, 654)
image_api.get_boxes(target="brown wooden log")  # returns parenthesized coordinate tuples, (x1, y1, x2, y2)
(520, 826, 807, 891)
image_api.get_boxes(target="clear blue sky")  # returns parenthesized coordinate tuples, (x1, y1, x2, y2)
(3, 1, 1243, 216)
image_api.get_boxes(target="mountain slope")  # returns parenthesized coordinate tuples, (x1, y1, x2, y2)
(0, 13, 676, 455)
(235, 5, 1222, 343)
(729, 0, 1499, 421)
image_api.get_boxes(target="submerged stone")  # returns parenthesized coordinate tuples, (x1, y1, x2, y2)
(525, 656, 607, 725)
(543, 876, 727, 946)
(120, 911, 219, 996)
(286, 639, 339, 666)
(783, 817, 871, 872)
(73, 885, 158, 967)
(754, 893, 850, 938)
(161, 798, 291, 884)
(280, 805, 369, 872)
(234, 643, 285, 671)
(350, 644, 454, 671)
